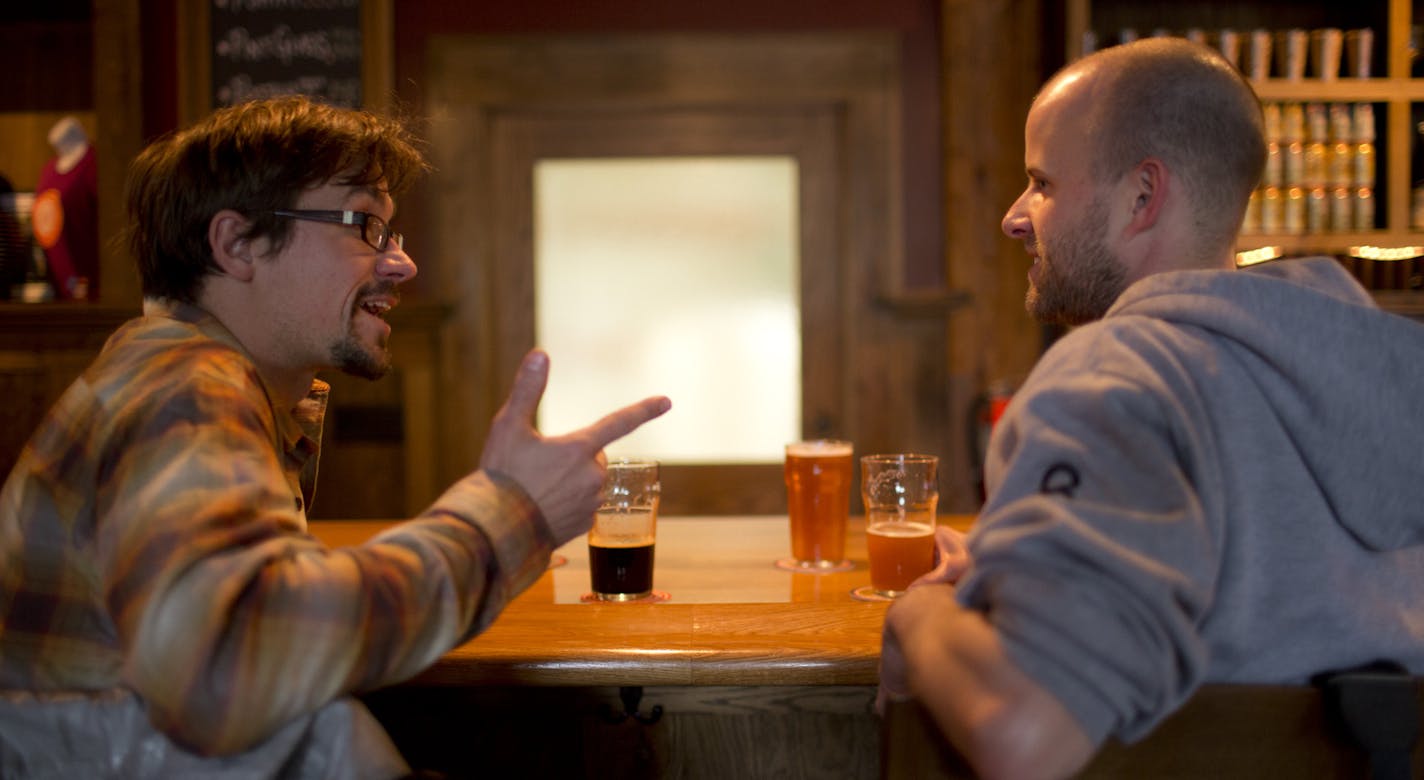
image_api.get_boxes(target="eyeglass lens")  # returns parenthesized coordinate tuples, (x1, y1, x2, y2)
(364, 215, 402, 251)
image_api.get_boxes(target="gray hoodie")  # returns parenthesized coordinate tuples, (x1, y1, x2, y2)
(957, 256, 1424, 745)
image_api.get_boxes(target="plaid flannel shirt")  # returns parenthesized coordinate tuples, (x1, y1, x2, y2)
(0, 299, 553, 755)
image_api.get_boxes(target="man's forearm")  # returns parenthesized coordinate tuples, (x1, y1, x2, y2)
(885, 584, 1095, 780)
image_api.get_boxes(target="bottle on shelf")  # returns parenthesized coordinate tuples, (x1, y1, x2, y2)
(1413, 116, 1424, 230)
(1070, 2, 1422, 304)
(1353, 103, 1376, 231)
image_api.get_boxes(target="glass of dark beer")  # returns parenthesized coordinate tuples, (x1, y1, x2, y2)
(588, 459, 660, 601)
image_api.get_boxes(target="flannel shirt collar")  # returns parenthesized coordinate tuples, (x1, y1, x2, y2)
(139, 298, 329, 460)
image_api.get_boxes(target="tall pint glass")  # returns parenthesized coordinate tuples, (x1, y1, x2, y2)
(588, 459, 660, 601)
(779, 440, 853, 571)
(861, 454, 939, 598)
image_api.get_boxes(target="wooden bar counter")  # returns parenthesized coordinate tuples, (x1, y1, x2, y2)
(309, 514, 973, 778)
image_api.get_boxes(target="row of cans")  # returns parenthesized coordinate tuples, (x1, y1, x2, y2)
(1263, 139, 1375, 191)
(1411, 186, 1424, 230)
(1262, 103, 1375, 192)
(1244, 185, 1374, 235)
(1264, 103, 1373, 144)
(1082, 28, 1372, 82)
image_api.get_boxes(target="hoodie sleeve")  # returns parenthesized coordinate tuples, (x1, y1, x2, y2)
(955, 321, 1226, 747)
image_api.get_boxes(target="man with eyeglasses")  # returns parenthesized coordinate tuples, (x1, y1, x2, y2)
(0, 96, 670, 777)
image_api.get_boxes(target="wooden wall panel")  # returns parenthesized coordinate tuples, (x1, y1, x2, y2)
(363, 684, 880, 777)
(424, 34, 953, 514)
(94, 0, 145, 307)
(5, 2, 1047, 517)
(940, 0, 1049, 510)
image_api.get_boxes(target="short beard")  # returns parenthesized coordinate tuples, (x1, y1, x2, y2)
(331, 333, 390, 380)
(1026, 198, 1127, 327)
(333, 283, 396, 380)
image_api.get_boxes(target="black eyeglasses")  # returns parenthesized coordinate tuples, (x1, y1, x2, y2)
(271, 209, 404, 252)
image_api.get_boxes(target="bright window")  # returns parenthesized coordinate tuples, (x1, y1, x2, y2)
(534, 156, 800, 463)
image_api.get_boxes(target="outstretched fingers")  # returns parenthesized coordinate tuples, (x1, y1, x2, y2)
(497, 350, 552, 428)
(579, 396, 673, 452)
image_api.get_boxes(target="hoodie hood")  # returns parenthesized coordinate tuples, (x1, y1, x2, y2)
(1107, 256, 1424, 550)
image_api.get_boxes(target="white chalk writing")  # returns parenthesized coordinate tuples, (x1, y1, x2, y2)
(215, 25, 361, 66)
(216, 74, 362, 107)
(215, 0, 359, 12)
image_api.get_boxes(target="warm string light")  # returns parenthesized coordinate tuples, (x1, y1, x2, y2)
(1236, 246, 1283, 266)
(1237, 245, 1423, 266)
(1348, 245, 1424, 261)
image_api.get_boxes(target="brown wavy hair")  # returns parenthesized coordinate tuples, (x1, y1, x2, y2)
(124, 96, 430, 303)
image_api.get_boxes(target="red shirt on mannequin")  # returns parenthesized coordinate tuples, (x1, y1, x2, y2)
(32, 117, 98, 301)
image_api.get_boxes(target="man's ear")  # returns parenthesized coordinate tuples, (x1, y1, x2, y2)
(208, 209, 258, 281)
(1124, 158, 1167, 236)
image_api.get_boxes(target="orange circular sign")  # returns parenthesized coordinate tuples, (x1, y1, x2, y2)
(31, 188, 64, 249)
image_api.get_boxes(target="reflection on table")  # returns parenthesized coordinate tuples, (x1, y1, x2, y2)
(308, 514, 973, 687)
(555, 514, 847, 604)
(311, 513, 974, 777)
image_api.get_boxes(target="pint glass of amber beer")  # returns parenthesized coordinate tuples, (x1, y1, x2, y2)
(588, 459, 660, 601)
(861, 454, 938, 598)
(780, 440, 854, 571)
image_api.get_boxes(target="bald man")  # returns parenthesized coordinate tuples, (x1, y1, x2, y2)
(881, 38, 1424, 779)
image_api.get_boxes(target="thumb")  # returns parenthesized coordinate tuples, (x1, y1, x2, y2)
(500, 349, 550, 426)
(933, 526, 971, 568)
(913, 526, 972, 587)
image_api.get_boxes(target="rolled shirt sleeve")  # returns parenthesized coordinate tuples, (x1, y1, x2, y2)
(99, 360, 552, 754)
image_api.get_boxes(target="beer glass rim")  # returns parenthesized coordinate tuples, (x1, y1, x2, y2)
(786, 439, 853, 456)
(608, 457, 659, 471)
(861, 453, 938, 465)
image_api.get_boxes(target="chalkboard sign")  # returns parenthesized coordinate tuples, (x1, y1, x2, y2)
(179, 0, 392, 122)
(210, 0, 364, 108)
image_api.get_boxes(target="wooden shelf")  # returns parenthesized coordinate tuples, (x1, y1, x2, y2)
(1251, 77, 1424, 103)
(1069, 0, 1423, 278)
(1238, 231, 1424, 251)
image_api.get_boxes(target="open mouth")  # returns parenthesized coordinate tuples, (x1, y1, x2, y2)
(359, 299, 393, 319)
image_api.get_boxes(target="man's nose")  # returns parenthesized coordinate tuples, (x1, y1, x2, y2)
(380, 246, 418, 282)
(1002, 196, 1031, 240)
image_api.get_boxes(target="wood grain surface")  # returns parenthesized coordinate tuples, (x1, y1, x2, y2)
(309, 514, 975, 687)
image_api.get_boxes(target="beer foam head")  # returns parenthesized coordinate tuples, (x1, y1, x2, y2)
(786, 440, 853, 457)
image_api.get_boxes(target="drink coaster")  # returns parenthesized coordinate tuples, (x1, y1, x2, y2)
(850, 585, 897, 602)
(774, 557, 855, 574)
(580, 590, 670, 604)
(546, 554, 568, 570)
